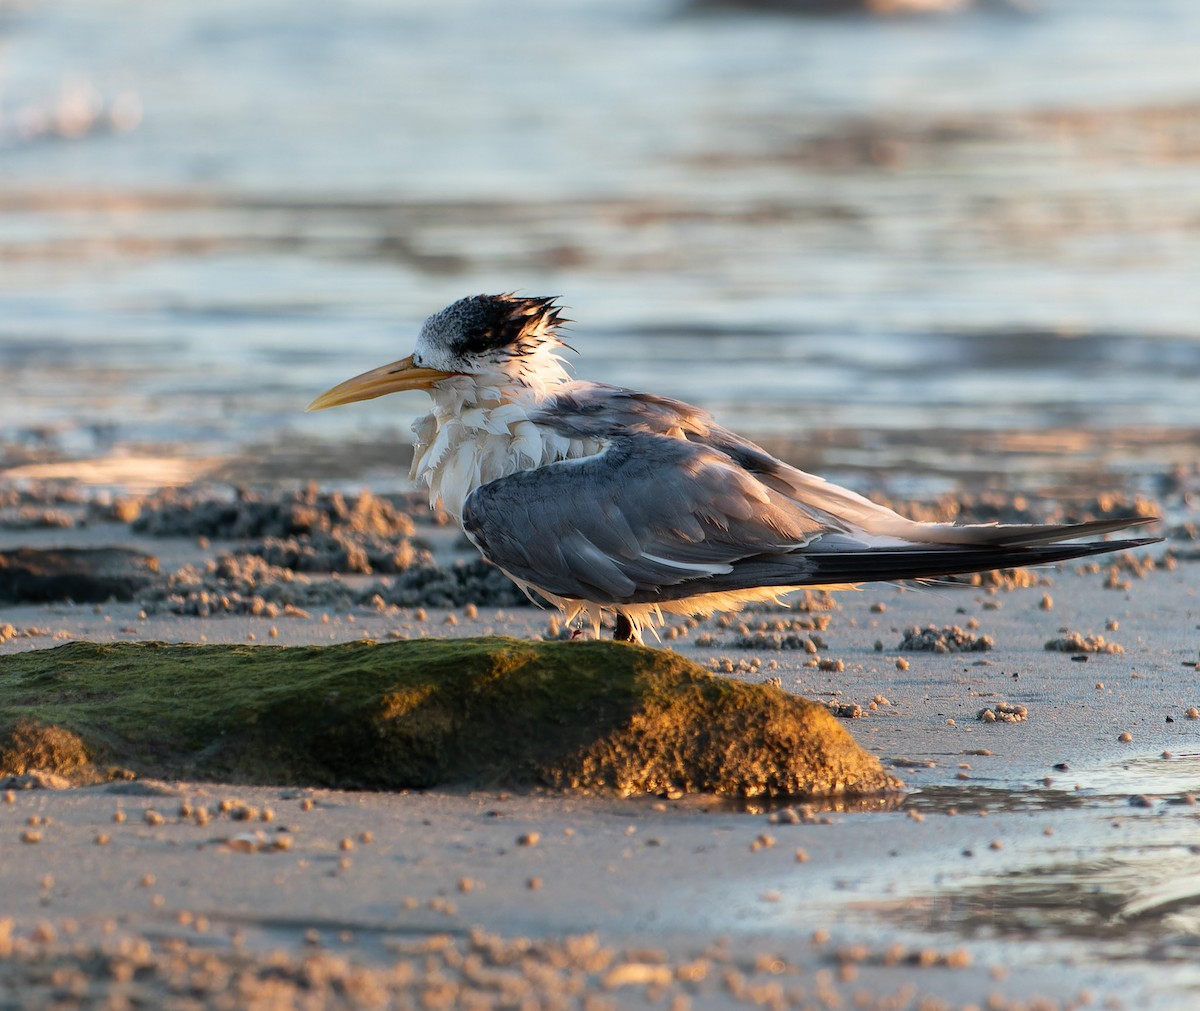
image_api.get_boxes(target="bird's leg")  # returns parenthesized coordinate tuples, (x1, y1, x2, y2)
(612, 614, 640, 643)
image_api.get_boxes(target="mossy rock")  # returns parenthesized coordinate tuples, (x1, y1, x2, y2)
(0, 638, 901, 798)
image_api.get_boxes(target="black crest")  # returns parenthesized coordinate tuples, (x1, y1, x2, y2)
(435, 294, 566, 357)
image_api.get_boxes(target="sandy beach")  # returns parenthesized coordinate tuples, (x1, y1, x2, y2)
(5, 3, 1200, 1005)
(2, 479, 1197, 1010)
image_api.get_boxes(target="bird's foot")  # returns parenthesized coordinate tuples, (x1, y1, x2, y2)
(612, 614, 640, 643)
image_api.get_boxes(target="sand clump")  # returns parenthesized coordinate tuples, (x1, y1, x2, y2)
(977, 702, 1028, 724)
(139, 553, 528, 617)
(898, 626, 994, 653)
(0, 482, 521, 614)
(729, 632, 827, 652)
(1044, 632, 1125, 655)
(129, 485, 417, 541)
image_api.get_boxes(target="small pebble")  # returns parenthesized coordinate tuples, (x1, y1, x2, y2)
(1118, 731, 1133, 743)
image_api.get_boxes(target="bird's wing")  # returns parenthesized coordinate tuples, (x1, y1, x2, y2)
(463, 426, 1161, 606)
(461, 433, 838, 605)
(536, 383, 931, 538)
(537, 383, 1155, 548)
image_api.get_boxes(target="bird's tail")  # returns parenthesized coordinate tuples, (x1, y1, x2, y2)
(902, 515, 1158, 548)
(798, 518, 1161, 587)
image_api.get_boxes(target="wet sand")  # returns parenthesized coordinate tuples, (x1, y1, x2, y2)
(1, 484, 1198, 1009)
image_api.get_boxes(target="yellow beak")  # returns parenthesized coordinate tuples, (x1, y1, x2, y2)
(306, 355, 459, 411)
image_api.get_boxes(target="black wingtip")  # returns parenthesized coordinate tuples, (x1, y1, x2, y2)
(798, 535, 1165, 588)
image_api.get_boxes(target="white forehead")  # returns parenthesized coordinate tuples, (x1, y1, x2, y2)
(412, 299, 480, 369)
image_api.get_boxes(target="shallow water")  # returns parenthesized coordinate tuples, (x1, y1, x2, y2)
(3, 0, 1200, 491)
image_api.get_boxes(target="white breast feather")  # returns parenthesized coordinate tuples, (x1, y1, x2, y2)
(412, 393, 604, 522)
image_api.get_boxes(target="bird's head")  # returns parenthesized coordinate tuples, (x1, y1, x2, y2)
(307, 293, 571, 412)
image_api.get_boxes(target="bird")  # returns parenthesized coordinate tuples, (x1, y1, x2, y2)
(308, 293, 1160, 644)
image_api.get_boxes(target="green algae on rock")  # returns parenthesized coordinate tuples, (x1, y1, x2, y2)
(0, 638, 900, 798)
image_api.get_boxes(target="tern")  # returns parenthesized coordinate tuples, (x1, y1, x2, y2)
(309, 293, 1159, 643)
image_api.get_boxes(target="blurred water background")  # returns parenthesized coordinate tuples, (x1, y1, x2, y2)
(2, 0, 1199, 495)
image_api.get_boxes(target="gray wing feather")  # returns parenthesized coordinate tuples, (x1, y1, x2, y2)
(535, 383, 918, 536)
(462, 433, 828, 604)
(533, 383, 1150, 548)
